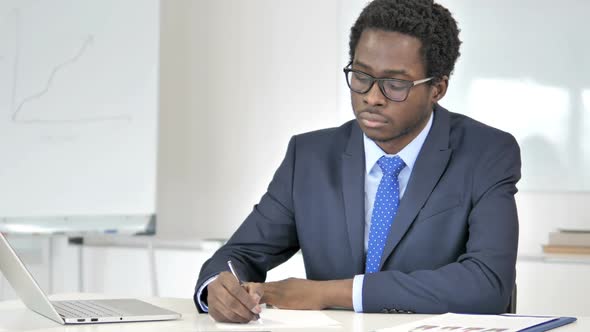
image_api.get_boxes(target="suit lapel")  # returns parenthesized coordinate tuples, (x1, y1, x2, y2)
(379, 105, 453, 270)
(341, 122, 365, 274)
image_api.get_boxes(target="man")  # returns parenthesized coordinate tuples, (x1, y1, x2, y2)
(195, 0, 520, 323)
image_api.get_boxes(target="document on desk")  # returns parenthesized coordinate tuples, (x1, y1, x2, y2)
(214, 308, 341, 330)
(374, 313, 575, 332)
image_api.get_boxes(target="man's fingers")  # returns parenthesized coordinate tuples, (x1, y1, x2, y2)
(218, 288, 255, 322)
(210, 288, 254, 323)
(221, 277, 260, 315)
(207, 272, 264, 323)
(207, 273, 257, 323)
(208, 305, 231, 323)
(219, 272, 260, 314)
(244, 282, 264, 312)
(245, 282, 263, 300)
(207, 280, 237, 323)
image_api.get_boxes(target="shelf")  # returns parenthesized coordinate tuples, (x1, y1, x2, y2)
(518, 252, 590, 265)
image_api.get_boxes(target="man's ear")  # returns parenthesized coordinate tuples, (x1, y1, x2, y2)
(431, 75, 449, 103)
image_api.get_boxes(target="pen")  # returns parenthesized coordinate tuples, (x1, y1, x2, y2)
(227, 260, 263, 323)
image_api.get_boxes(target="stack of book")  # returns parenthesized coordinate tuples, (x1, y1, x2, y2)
(543, 229, 590, 254)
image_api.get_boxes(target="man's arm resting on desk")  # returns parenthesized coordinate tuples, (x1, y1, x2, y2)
(198, 277, 355, 312)
(252, 278, 354, 310)
(199, 274, 365, 313)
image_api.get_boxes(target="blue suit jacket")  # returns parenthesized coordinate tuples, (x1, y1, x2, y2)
(195, 105, 521, 314)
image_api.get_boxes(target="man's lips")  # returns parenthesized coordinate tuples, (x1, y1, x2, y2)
(358, 111, 387, 128)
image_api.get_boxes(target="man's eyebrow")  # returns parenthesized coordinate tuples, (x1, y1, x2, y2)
(353, 60, 410, 77)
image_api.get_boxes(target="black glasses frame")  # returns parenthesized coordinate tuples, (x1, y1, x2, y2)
(343, 65, 434, 102)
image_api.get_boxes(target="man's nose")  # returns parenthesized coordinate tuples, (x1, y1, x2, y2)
(363, 82, 386, 106)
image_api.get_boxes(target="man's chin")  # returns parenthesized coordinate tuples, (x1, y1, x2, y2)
(363, 128, 407, 143)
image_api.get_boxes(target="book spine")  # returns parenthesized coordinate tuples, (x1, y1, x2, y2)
(543, 245, 590, 255)
(548, 232, 590, 247)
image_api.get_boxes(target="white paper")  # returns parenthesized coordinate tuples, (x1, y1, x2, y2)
(375, 313, 556, 332)
(214, 308, 341, 330)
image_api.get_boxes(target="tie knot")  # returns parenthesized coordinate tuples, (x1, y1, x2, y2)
(377, 155, 405, 177)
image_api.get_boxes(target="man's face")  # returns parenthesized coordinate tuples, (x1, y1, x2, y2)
(351, 29, 434, 151)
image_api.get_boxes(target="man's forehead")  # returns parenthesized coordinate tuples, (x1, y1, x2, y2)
(354, 29, 424, 76)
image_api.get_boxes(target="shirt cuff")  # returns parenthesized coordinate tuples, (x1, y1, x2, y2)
(352, 274, 364, 313)
(196, 275, 219, 312)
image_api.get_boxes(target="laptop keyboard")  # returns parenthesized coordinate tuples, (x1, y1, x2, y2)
(53, 300, 126, 318)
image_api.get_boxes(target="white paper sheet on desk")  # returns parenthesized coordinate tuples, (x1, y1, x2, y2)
(374, 313, 555, 332)
(214, 308, 341, 330)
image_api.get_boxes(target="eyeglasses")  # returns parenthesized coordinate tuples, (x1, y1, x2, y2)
(343, 65, 433, 102)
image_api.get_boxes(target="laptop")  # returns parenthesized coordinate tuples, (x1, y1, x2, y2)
(0, 232, 181, 324)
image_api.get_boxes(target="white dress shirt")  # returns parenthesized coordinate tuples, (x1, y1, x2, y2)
(352, 112, 433, 312)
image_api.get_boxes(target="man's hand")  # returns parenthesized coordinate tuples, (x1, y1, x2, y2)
(207, 271, 263, 323)
(260, 278, 353, 310)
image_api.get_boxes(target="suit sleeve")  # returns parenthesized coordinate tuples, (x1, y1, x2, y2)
(362, 134, 521, 314)
(194, 136, 300, 312)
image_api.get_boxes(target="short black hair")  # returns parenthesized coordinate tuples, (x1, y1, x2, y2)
(349, 0, 461, 80)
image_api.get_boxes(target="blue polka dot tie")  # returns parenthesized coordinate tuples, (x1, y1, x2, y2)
(366, 155, 406, 274)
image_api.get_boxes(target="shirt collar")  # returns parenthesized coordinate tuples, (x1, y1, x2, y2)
(364, 111, 434, 175)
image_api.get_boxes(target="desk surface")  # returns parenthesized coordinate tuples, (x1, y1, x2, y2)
(0, 294, 586, 332)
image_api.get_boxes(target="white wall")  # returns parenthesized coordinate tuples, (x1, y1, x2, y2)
(157, 0, 342, 240)
(437, 0, 590, 191)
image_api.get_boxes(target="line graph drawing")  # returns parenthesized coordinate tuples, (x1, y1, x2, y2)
(8, 9, 132, 124)
(0, 0, 159, 220)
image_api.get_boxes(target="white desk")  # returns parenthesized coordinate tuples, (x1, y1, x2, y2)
(0, 294, 587, 331)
